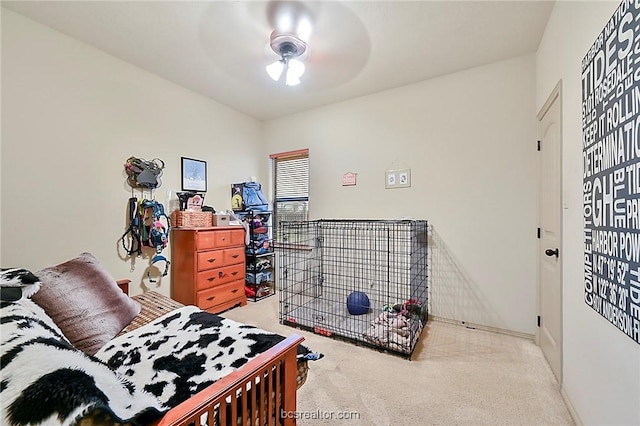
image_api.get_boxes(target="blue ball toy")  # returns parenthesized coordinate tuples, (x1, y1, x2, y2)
(347, 291, 370, 315)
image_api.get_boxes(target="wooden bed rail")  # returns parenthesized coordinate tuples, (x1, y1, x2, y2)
(153, 334, 304, 426)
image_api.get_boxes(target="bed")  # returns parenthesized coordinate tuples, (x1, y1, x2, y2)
(0, 254, 320, 426)
(114, 290, 311, 426)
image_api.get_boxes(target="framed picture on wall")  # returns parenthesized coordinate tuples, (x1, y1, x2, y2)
(385, 168, 410, 189)
(181, 157, 207, 192)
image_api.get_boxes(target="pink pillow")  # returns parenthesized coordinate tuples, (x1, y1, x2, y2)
(32, 253, 141, 355)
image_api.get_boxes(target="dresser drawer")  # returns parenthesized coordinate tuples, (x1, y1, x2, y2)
(196, 263, 245, 290)
(224, 246, 245, 265)
(213, 230, 234, 248)
(197, 249, 224, 271)
(230, 229, 245, 246)
(197, 280, 244, 311)
(198, 229, 245, 250)
(195, 231, 218, 250)
(197, 247, 244, 271)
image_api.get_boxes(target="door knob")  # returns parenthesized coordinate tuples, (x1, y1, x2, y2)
(545, 248, 559, 258)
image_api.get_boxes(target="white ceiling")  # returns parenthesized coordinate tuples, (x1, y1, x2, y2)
(2, 1, 555, 121)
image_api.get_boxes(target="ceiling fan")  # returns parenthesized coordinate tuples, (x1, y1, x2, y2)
(198, 1, 369, 91)
(266, 32, 309, 86)
(264, 1, 314, 87)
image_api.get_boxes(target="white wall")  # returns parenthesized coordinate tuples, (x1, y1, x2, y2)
(1, 9, 263, 296)
(537, 1, 640, 425)
(263, 54, 538, 335)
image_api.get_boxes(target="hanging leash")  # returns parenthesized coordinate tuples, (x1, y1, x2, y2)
(121, 197, 142, 260)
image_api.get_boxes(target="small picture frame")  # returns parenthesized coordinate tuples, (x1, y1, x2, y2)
(386, 172, 397, 187)
(181, 157, 207, 192)
(385, 168, 411, 189)
(398, 169, 411, 187)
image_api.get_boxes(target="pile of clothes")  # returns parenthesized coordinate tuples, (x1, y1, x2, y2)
(363, 300, 426, 354)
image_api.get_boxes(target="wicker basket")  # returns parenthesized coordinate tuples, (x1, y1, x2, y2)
(171, 211, 213, 228)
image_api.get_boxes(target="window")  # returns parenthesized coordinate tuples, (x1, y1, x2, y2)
(271, 149, 309, 240)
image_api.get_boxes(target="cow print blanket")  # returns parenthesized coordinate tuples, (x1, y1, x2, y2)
(1, 299, 320, 425)
(95, 305, 316, 409)
(0, 298, 165, 425)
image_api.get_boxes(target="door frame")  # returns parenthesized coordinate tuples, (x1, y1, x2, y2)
(536, 80, 563, 383)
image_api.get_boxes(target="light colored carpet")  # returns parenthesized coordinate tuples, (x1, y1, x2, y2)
(223, 295, 574, 426)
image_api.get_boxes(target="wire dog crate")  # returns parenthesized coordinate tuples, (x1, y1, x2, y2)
(277, 219, 429, 358)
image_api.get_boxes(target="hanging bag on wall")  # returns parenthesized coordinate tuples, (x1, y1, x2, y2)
(139, 199, 171, 252)
(124, 157, 165, 189)
(120, 198, 171, 280)
(242, 181, 269, 211)
(139, 199, 171, 281)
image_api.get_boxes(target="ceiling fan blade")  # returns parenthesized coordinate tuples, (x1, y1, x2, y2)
(266, 0, 315, 42)
(197, 1, 370, 90)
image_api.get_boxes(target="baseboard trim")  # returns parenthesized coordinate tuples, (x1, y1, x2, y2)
(430, 315, 535, 340)
(561, 386, 582, 426)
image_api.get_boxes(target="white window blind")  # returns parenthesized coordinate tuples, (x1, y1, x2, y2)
(275, 156, 309, 200)
(272, 151, 309, 233)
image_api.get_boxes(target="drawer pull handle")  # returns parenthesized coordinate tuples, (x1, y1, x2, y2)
(218, 272, 224, 278)
(231, 271, 238, 276)
(207, 258, 216, 263)
(231, 289, 239, 293)
(207, 295, 216, 301)
(231, 254, 239, 258)
(207, 277, 215, 282)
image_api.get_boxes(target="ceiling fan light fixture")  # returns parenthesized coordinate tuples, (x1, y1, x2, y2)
(287, 58, 305, 78)
(266, 59, 285, 81)
(285, 73, 301, 87)
(285, 58, 305, 86)
(266, 31, 309, 86)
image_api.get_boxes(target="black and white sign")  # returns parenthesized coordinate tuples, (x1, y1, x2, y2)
(582, 0, 640, 345)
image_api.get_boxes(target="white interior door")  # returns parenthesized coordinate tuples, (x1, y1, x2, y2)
(537, 82, 563, 383)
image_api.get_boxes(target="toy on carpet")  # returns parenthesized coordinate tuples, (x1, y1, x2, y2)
(346, 291, 370, 315)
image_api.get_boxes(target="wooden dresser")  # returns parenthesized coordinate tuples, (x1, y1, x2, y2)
(171, 226, 247, 314)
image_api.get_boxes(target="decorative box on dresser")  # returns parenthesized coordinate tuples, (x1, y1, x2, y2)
(171, 226, 247, 314)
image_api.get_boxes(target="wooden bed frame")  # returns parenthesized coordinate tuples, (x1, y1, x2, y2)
(154, 334, 303, 426)
(115, 281, 304, 426)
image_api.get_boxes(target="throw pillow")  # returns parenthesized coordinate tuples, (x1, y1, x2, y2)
(32, 252, 141, 355)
